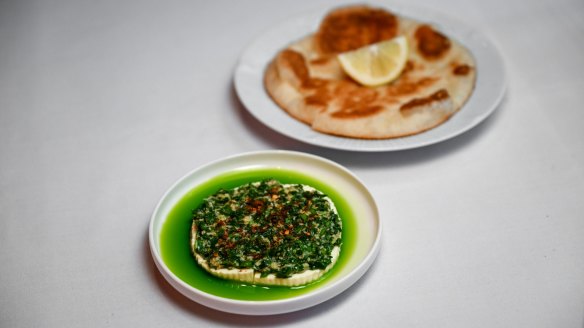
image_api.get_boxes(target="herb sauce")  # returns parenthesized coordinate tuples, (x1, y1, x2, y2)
(160, 168, 357, 301)
(192, 179, 342, 280)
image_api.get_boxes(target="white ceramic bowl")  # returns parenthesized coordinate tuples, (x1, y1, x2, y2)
(149, 150, 380, 315)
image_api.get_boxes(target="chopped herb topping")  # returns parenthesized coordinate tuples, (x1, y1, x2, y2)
(191, 179, 342, 278)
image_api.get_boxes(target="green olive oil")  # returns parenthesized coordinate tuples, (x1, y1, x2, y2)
(160, 167, 358, 301)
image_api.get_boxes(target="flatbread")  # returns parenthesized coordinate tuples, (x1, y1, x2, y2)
(264, 5, 476, 139)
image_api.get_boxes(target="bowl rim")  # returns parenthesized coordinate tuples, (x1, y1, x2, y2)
(148, 150, 381, 315)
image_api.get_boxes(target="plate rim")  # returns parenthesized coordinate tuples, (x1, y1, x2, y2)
(233, 2, 506, 152)
(148, 150, 382, 315)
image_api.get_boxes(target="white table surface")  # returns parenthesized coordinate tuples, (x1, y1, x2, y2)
(1, 0, 583, 327)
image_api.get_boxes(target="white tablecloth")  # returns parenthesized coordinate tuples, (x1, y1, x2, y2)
(1, 0, 583, 327)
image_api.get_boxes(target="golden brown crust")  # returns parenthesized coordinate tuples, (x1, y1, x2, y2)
(414, 25, 451, 60)
(452, 63, 472, 76)
(400, 89, 450, 113)
(316, 5, 398, 54)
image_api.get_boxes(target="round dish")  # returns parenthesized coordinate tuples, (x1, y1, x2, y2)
(234, 1, 506, 151)
(149, 150, 381, 315)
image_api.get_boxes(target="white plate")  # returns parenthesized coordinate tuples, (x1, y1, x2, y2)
(149, 150, 381, 315)
(234, 2, 506, 151)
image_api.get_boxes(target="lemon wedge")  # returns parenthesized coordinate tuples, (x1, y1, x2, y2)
(338, 36, 408, 87)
